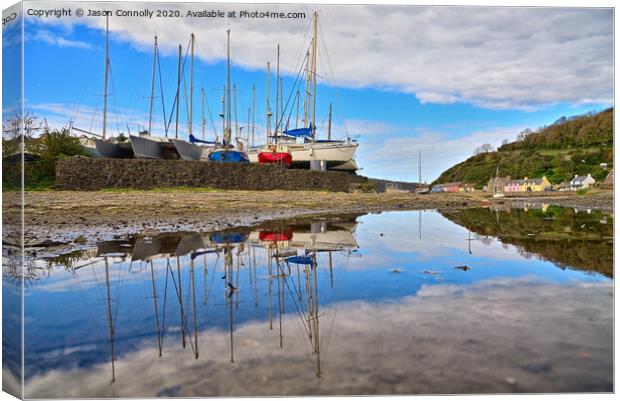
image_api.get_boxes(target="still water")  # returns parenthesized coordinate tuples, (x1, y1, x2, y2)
(6, 207, 614, 396)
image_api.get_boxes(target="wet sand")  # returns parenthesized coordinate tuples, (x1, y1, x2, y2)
(3, 189, 612, 250)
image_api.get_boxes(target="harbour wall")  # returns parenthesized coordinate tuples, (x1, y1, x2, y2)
(55, 156, 365, 191)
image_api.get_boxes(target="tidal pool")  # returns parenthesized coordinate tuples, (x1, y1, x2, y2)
(4, 207, 613, 397)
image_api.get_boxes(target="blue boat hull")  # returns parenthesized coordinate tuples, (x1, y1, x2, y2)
(208, 150, 249, 163)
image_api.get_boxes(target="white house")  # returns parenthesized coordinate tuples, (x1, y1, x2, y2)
(570, 174, 596, 191)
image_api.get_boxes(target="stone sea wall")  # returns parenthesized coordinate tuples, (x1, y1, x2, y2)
(56, 156, 364, 191)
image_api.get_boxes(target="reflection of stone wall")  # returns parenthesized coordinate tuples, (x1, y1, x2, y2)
(56, 156, 363, 191)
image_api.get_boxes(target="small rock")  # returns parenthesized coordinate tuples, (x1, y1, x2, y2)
(422, 270, 441, 275)
(74, 236, 87, 244)
(389, 268, 403, 273)
(454, 265, 471, 271)
(505, 377, 517, 385)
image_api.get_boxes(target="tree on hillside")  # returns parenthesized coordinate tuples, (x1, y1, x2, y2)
(474, 143, 494, 155)
(516, 128, 533, 142)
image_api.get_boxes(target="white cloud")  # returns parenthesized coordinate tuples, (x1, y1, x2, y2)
(25, 3, 613, 110)
(29, 29, 92, 49)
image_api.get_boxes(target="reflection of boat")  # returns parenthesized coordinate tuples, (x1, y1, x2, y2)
(131, 234, 183, 261)
(209, 230, 250, 245)
(258, 228, 293, 242)
(250, 220, 358, 251)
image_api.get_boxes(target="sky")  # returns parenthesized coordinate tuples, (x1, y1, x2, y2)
(4, 2, 614, 181)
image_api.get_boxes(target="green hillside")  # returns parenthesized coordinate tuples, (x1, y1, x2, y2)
(433, 108, 613, 188)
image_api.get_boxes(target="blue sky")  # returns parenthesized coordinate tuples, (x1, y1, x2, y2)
(7, 3, 614, 181)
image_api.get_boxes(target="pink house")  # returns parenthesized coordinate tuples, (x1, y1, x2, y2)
(504, 181, 521, 192)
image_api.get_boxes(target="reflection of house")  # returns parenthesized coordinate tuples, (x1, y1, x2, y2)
(486, 176, 511, 193)
(504, 176, 551, 192)
(431, 182, 461, 193)
(570, 174, 596, 191)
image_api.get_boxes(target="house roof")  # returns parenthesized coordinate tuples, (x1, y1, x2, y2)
(509, 177, 547, 185)
(571, 175, 594, 184)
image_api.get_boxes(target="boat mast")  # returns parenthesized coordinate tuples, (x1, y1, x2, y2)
(148, 35, 158, 136)
(246, 108, 251, 145)
(221, 84, 226, 141)
(327, 102, 332, 140)
(175, 44, 182, 139)
(295, 90, 300, 129)
(201, 88, 206, 140)
(280, 78, 283, 130)
(189, 33, 195, 140)
(233, 83, 238, 142)
(419, 150, 422, 185)
(102, 15, 109, 139)
(251, 84, 256, 147)
(266, 62, 271, 144)
(275, 44, 280, 138)
(303, 50, 310, 128)
(311, 11, 318, 143)
(225, 29, 232, 147)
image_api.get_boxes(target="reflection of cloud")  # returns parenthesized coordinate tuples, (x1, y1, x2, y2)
(24, 278, 612, 397)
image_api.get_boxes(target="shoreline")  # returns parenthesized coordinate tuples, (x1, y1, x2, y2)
(3, 189, 613, 253)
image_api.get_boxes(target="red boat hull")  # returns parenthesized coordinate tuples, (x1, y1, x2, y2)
(258, 151, 292, 166)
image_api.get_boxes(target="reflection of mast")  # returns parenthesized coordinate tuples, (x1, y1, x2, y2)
(268, 248, 273, 330)
(150, 260, 163, 357)
(304, 254, 321, 377)
(418, 210, 422, 240)
(176, 256, 186, 348)
(190, 257, 199, 359)
(104, 257, 116, 382)
(276, 256, 285, 348)
(225, 248, 235, 363)
(328, 251, 333, 288)
(203, 254, 208, 306)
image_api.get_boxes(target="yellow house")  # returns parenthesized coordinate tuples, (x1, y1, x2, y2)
(521, 176, 551, 192)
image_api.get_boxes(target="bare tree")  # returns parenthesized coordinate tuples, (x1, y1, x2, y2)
(474, 143, 494, 155)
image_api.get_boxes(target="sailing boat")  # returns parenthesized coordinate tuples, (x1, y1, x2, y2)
(257, 45, 293, 167)
(208, 30, 250, 163)
(129, 35, 183, 160)
(90, 16, 134, 159)
(172, 35, 220, 160)
(247, 12, 358, 171)
(492, 165, 505, 198)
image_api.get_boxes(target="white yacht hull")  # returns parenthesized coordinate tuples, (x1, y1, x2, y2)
(171, 139, 213, 161)
(130, 135, 180, 159)
(247, 142, 358, 171)
(94, 139, 134, 159)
